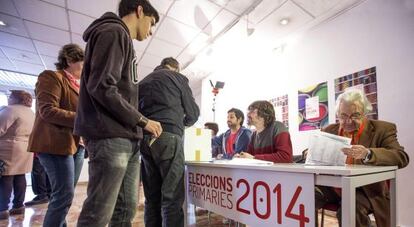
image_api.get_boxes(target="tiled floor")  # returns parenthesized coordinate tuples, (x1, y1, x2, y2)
(0, 184, 339, 226)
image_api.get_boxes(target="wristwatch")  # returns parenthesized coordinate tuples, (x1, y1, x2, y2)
(363, 149, 372, 163)
(137, 115, 149, 128)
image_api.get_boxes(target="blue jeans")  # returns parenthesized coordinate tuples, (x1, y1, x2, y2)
(38, 153, 74, 227)
(77, 138, 140, 227)
(73, 146, 85, 186)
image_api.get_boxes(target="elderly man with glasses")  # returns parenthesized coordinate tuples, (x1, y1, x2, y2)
(315, 89, 409, 227)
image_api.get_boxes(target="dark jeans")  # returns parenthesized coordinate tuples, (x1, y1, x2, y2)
(141, 132, 185, 227)
(38, 153, 74, 227)
(73, 146, 85, 186)
(77, 138, 140, 227)
(31, 155, 51, 199)
(0, 174, 26, 211)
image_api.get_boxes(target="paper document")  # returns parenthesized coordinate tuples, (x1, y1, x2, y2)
(213, 158, 274, 165)
(305, 131, 351, 166)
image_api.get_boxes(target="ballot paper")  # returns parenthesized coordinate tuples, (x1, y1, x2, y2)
(213, 157, 274, 165)
(305, 131, 352, 166)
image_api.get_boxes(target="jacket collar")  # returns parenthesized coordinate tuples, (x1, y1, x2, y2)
(59, 70, 79, 95)
(358, 118, 374, 147)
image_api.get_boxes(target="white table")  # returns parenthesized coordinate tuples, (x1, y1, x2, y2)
(185, 162, 397, 227)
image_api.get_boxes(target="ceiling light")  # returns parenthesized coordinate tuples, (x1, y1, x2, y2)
(0, 20, 7, 26)
(246, 14, 255, 36)
(280, 18, 289, 26)
(246, 28, 255, 36)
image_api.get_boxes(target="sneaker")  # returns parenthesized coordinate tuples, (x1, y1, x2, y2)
(24, 197, 49, 206)
(0, 210, 9, 220)
(9, 206, 25, 215)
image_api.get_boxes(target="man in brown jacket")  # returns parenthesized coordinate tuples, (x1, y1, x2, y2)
(315, 89, 409, 227)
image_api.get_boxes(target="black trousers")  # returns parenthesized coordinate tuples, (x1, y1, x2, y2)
(141, 132, 185, 227)
(31, 155, 51, 199)
(0, 174, 26, 211)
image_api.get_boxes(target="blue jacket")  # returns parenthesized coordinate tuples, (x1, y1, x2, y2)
(214, 126, 252, 159)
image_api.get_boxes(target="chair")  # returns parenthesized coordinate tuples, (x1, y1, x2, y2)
(320, 203, 339, 227)
(320, 180, 389, 227)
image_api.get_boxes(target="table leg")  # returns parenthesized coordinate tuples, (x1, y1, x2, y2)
(342, 177, 356, 227)
(390, 177, 397, 227)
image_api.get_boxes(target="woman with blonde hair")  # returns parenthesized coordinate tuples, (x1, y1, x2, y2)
(0, 90, 35, 220)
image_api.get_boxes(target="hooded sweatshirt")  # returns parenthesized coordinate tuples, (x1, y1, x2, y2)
(74, 12, 147, 139)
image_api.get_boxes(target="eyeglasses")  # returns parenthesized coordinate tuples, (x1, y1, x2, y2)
(247, 109, 257, 114)
(338, 113, 363, 121)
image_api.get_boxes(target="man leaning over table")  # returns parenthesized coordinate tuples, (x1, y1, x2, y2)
(314, 89, 409, 227)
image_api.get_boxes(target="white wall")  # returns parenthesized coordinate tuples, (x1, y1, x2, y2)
(200, 0, 414, 225)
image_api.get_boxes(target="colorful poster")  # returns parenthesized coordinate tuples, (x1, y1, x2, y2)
(298, 82, 329, 131)
(305, 96, 319, 119)
(334, 67, 378, 121)
(269, 94, 289, 129)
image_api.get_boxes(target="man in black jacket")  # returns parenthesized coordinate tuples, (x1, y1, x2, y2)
(139, 57, 200, 227)
(75, 0, 162, 226)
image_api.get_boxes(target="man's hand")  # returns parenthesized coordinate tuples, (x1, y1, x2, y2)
(342, 145, 369, 159)
(144, 120, 162, 137)
(238, 152, 255, 159)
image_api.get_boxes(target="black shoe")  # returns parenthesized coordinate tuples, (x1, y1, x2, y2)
(0, 210, 9, 220)
(9, 206, 25, 215)
(24, 197, 49, 206)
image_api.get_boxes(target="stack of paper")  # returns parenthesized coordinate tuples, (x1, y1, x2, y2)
(305, 131, 351, 166)
(213, 157, 274, 165)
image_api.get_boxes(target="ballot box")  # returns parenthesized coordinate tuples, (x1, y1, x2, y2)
(184, 127, 212, 161)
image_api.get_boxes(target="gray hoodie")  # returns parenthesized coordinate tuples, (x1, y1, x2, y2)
(74, 12, 146, 139)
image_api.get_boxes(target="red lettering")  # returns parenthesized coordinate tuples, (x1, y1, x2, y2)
(196, 173, 200, 185)
(227, 193, 233, 209)
(206, 175, 211, 187)
(285, 186, 309, 227)
(273, 183, 282, 224)
(227, 177, 233, 192)
(212, 189, 218, 204)
(219, 176, 226, 191)
(200, 174, 205, 186)
(213, 176, 219, 189)
(253, 181, 271, 219)
(236, 179, 250, 215)
(220, 191, 226, 208)
(189, 172, 194, 184)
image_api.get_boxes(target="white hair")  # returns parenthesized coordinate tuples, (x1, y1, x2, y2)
(335, 89, 373, 115)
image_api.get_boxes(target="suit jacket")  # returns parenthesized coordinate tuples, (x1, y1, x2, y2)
(0, 105, 35, 175)
(323, 119, 409, 227)
(28, 70, 80, 155)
